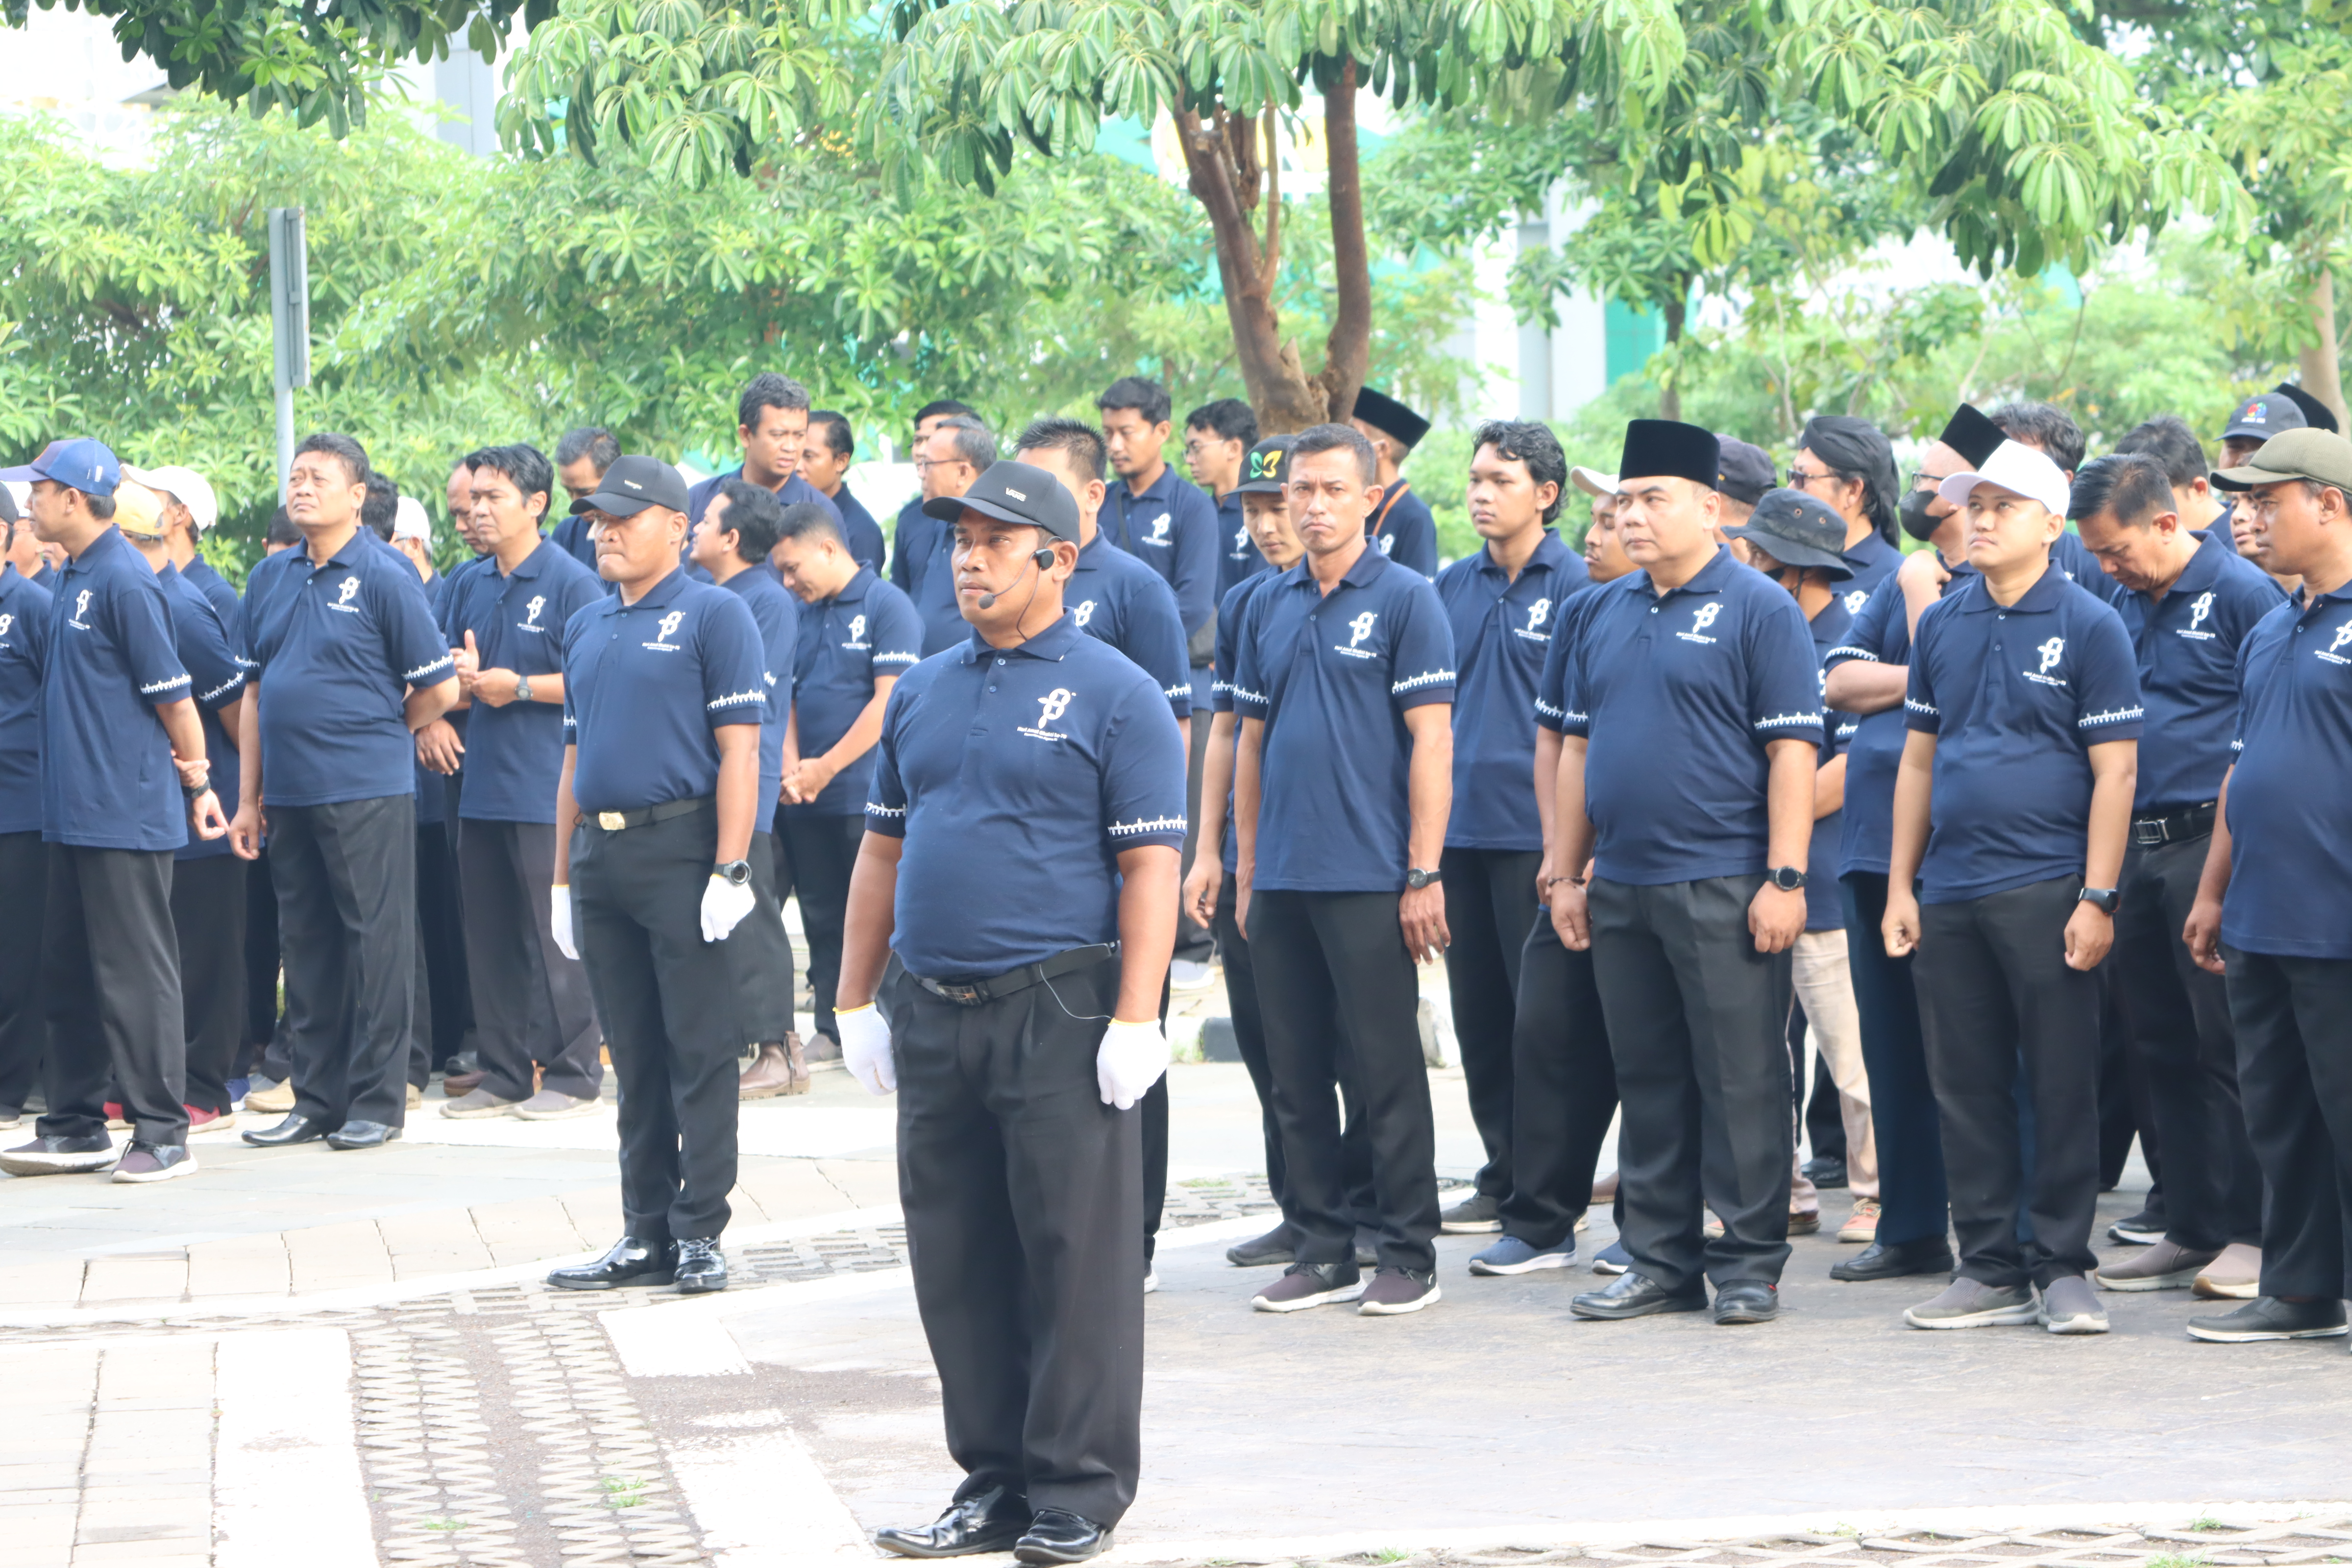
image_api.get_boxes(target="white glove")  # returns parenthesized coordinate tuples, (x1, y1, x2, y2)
(699, 873, 756, 943)
(837, 1004, 896, 1096)
(1096, 1017, 1169, 1110)
(550, 885, 578, 961)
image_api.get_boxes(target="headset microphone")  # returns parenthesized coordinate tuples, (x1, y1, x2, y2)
(977, 546, 1057, 610)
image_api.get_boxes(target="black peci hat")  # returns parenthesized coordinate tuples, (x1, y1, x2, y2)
(1617, 419, 1720, 490)
(922, 459, 1080, 543)
(1234, 436, 1294, 496)
(1349, 387, 1431, 451)
(1936, 404, 2005, 469)
(2271, 382, 2339, 436)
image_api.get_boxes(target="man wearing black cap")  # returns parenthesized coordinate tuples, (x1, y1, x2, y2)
(1552, 419, 1824, 1326)
(0, 483, 49, 1130)
(2182, 426, 2352, 1344)
(1349, 386, 1441, 579)
(546, 454, 775, 1298)
(1714, 439, 1774, 530)
(835, 460, 1185, 1565)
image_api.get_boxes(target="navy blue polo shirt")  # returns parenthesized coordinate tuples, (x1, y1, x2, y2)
(2052, 527, 2126, 604)
(1803, 594, 1854, 930)
(719, 564, 802, 831)
(29, 562, 57, 593)
(1068, 534, 1193, 719)
(1825, 576, 1909, 880)
(441, 539, 605, 824)
(828, 484, 887, 573)
(867, 613, 1188, 981)
(2112, 532, 2284, 812)
(1437, 531, 1589, 851)
(890, 496, 935, 596)
(1904, 564, 2144, 903)
(2223, 585, 2352, 958)
(1214, 488, 1262, 604)
(1532, 581, 1609, 735)
(181, 557, 242, 644)
(413, 570, 452, 827)
(1209, 569, 1285, 874)
(562, 567, 768, 812)
(1558, 546, 1824, 886)
(787, 567, 924, 818)
(911, 528, 968, 656)
(42, 528, 190, 852)
(160, 563, 246, 861)
(1232, 547, 1456, 892)
(240, 529, 455, 808)
(686, 466, 842, 533)
(548, 513, 599, 572)
(1371, 481, 1441, 580)
(0, 565, 54, 835)
(1105, 465, 1219, 637)
(1836, 529, 1903, 619)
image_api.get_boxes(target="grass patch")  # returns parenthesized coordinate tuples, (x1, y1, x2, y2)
(2189, 1519, 2228, 1533)
(420, 1518, 465, 1533)
(600, 1476, 651, 1509)
(2146, 1555, 2212, 1568)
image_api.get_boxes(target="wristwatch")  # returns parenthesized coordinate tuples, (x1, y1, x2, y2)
(515, 675, 533, 703)
(715, 858, 752, 887)
(1405, 867, 1442, 890)
(2077, 885, 2120, 915)
(1767, 865, 1808, 891)
(180, 771, 210, 799)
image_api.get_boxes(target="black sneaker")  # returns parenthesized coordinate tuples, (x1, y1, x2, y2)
(1356, 1267, 1442, 1315)
(1225, 1224, 1296, 1268)
(2107, 1207, 2166, 1246)
(2185, 1296, 2349, 1343)
(0, 1133, 117, 1177)
(1438, 1192, 1502, 1233)
(111, 1143, 197, 1184)
(1802, 1153, 1848, 1190)
(1250, 1260, 1365, 1313)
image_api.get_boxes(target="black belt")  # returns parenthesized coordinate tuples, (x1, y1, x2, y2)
(2131, 803, 2216, 847)
(584, 794, 710, 833)
(907, 943, 1119, 1007)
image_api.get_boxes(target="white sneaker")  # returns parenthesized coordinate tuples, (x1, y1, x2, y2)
(1169, 959, 1215, 991)
(1143, 1269, 1159, 1295)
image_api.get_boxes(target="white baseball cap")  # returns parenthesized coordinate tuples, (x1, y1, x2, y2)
(1570, 465, 1620, 497)
(124, 464, 218, 532)
(392, 495, 433, 543)
(1937, 439, 2071, 517)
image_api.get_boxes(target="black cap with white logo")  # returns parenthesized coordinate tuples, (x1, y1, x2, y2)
(922, 459, 1080, 543)
(569, 454, 691, 517)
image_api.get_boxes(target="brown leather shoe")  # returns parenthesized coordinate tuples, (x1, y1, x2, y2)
(739, 1035, 809, 1099)
(441, 1070, 486, 1099)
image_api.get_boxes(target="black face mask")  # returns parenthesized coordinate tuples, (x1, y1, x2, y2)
(1899, 488, 1941, 543)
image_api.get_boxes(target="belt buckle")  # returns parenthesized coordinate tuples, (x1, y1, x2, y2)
(939, 982, 981, 1006)
(2131, 819, 2166, 847)
(596, 811, 626, 831)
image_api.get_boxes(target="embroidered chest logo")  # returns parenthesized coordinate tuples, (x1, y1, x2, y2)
(1377, 534, 1396, 556)
(2178, 590, 2218, 642)
(1844, 588, 1868, 614)
(0, 612, 12, 640)
(1019, 686, 1076, 742)
(330, 576, 363, 614)
(844, 612, 869, 650)
(1334, 609, 1381, 660)
(643, 609, 686, 652)
(1676, 602, 1721, 644)
(2321, 621, 2352, 666)
(1232, 523, 1250, 557)
(1514, 596, 1554, 643)
(521, 594, 546, 630)
(70, 589, 93, 630)
(1074, 600, 1097, 628)
(2024, 635, 2069, 687)
(1146, 513, 1171, 544)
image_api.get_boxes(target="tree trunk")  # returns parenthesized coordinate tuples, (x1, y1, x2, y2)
(2301, 267, 2349, 434)
(1660, 292, 1688, 423)
(1310, 58, 1372, 431)
(1173, 106, 1326, 434)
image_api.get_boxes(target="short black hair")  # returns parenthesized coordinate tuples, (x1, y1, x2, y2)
(555, 426, 619, 475)
(1988, 401, 2087, 475)
(810, 411, 854, 460)
(738, 372, 811, 432)
(1798, 414, 1899, 541)
(1185, 398, 1259, 449)
(295, 431, 370, 487)
(2069, 453, 2177, 527)
(360, 471, 399, 540)
(1013, 416, 1106, 483)
(468, 443, 555, 519)
(82, 491, 117, 521)
(713, 478, 785, 564)
(2111, 415, 2209, 490)
(1289, 423, 1379, 486)
(913, 399, 974, 426)
(934, 415, 997, 474)
(265, 505, 300, 546)
(1097, 375, 1172, 428)
(774, 500, 843, 548)
(1472, 419, 1570, 525)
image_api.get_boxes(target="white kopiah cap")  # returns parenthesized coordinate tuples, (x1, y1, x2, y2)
(1937, 439, 2071, 517)
(126, 464, 219, 532)
(392, 495, 432, 543)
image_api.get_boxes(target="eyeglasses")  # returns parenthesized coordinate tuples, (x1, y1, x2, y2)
(1786, 466, 1838, 488)
(911, 459, 967, 475)
(1910, 469, 1958, 489)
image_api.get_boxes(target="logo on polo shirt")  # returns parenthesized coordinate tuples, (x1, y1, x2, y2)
(1335, 610, 1381, 659)
(1074, 600, 1097, 628)
(1018, 686, 1076, 742)
(0, 613, 11, 640)
(2179, 591, 2218, 642)
(521, 594, 546, 630)
(330, 576, 364, 614)
(1231, 523, 1250, 558)
(2321, 621, 2352, 666)
(842, 612, 869, 651)
(1514, 597, 1553, 643)
(643, 609, 686, 652)
(1146, 513, 1171, 544)
(2024, 636, 2069, 687)
(70, 589, 93, 630)
(1844, 588, 1868, 614)
(1677, 602, 1722, 644)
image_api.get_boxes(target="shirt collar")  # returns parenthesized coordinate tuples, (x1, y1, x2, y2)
(1121, 466, 1177, 506)
(1276, 542, 1388, 593)
(500, 537, 553, 582)
(822, 565, 877, 610)
(2158, 531, 2230, 600)
(1640, 542, 1739, 599)
(1477, 528, 1571, 579)
(1956, 560, 2069, 614)
(958, 609, 1083, 664)
(603, 565, 689, 616)
(1078, 533, 1111, 568)
(62, 525, 133, 577)
(1843, 530, 1898, 568)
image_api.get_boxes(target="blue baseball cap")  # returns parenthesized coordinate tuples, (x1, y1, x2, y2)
(0, 438, 121, 497)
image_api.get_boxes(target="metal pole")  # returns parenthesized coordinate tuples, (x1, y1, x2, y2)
(267, 208, 310, 491)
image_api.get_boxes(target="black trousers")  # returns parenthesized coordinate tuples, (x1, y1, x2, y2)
(1914, 875, 2102, 1287)
(2222, 946, 2352, 1299)
(1841, 874, 1949, 1246)
(40, 844, 185, 1147)
(0, 830, 47, 1114)
(243, 848, 280, 1071)
(882, 949, 1141, 1527)
(459, 818, 604, 1102)
(780, 809, 862, 1044)
(270, 794, 416, 1129)
(1249, 889, 1439, 1273)
(1442, 847, 1542, 1200)
(2114, 833, 2260, 1250)
(1173, 679, 1214, 964)
(726, 825, 795, 1048)
(170, 854, 247, 1116)
(416, 820, 471, 1071)
(1589, 874, 1792, 1292)
(1500, 913, 1619, 1250)
(572, 802, 753, 1243)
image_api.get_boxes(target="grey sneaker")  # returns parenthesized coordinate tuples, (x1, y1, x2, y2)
(2038, 1274, 2109, 1334)
(512, 1089, 599, 1121)
(439, 1087, 522, 1120)
(1904, 1277, 2041, 1329)
(1439, 1192, 1502, 1233)
(2094, 1238, 2219, 1292)
(1468, 1235, 1575, 1275)
(1356, 1267, 1442, 1316)
(1250, 1260, 1366, 1313)
(0, 1133, 118, 1176)
(2185, 1296, 2349, 1342)
(111, 1143, 197, 1184)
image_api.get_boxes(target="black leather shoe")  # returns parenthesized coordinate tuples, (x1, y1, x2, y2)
(326, 1120, 401, 1150)
(1570, 1270, 1708, 1320)
(676, 1238, 728, 1294)
(1802, 1153, 1848, 1190)
(1014, 1508, 1113, 1564)
(241, 1114, 328, 1147)
(1829, 1235, 1955, 1282)
(873, 1486, 1028, 1558)
(1713, 1282, 1779, 1323)
(548, 1236, 678, 1291)
(1225, 1223, 1297, 1268)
